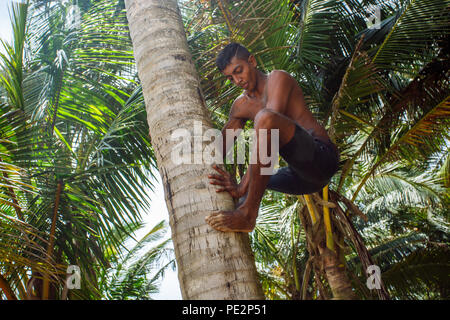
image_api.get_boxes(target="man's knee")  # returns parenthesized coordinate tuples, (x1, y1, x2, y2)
(254, 109, 279, 129)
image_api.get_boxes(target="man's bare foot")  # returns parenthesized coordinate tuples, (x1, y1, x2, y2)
(205, 207, 256, 233)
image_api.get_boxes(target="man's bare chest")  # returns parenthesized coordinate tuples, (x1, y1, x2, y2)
(241, 95, 266, 121)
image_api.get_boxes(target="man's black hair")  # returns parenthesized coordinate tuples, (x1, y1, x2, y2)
(216, 43, 251, 72)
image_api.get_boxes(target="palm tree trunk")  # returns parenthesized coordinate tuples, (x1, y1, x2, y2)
(0, 274, 17, 300)
(318, 246, 357, 300)
(42, 180, 63, 300)
(300, 195, 357, 299)
(125, 0, 263, 299)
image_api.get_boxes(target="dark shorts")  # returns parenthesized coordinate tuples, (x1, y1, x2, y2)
(266, 123, 339, 195)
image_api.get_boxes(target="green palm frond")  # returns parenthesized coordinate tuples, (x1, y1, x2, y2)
(353, 1, 403, 50)
(183, 0, 297, 121)
(352, 95, 450, 200)
(337, 55, 449, 196)
(0, 212, 64, 283)
(372, 0, 450, 74)
(0, 0, 159, 300)
(295, 0, 339, 69)
(104, 220, 175, 300)
(439, 149, 450, 188)
(327, 36, 386, 147)
(0, 0, 27, 111)
(360, 163, 445, 213)
(258, 267, 290, 299)
(368, 233, 427, 268)
(382, 245, 450, 299)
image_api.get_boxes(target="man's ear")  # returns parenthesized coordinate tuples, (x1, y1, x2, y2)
(248, 55, 257, 68)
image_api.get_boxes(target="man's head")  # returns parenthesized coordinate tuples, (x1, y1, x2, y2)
(216, 43, 258, 91)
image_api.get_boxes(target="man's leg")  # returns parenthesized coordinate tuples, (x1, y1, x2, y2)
(266, 167, 326, 195)
(205, 109, 297, 232)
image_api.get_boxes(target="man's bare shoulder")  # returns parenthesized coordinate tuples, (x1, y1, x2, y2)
(266, 70, 300, 96)
(229, 94, 248, 116)
(268, 70, 297, 85)
(233, 94, 247, 106)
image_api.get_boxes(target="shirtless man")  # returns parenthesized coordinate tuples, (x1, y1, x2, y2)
(205, 43, 339, 233)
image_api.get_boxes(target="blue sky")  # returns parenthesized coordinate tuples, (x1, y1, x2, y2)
(0, 0, 181, 300)
(135, 174, 181, 300)
(0, 0, 14, 45)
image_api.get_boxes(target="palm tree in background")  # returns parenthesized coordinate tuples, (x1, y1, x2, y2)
(101, 220, 175, 300)
(0, 0, 163, 299)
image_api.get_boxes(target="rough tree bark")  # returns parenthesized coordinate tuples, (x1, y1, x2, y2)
(318, 246, 357, 300)
(125, 0, 264, 299)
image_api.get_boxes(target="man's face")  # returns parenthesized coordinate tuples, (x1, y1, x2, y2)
(222, 55, 257, 91)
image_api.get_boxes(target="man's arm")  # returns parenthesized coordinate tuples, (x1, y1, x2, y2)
(237, 167, 250, 196)
(209, 98, 248, 198)
(265, 70, 294, 114)
(221, 98, 247, 158)
(221, 118, 245, 158)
